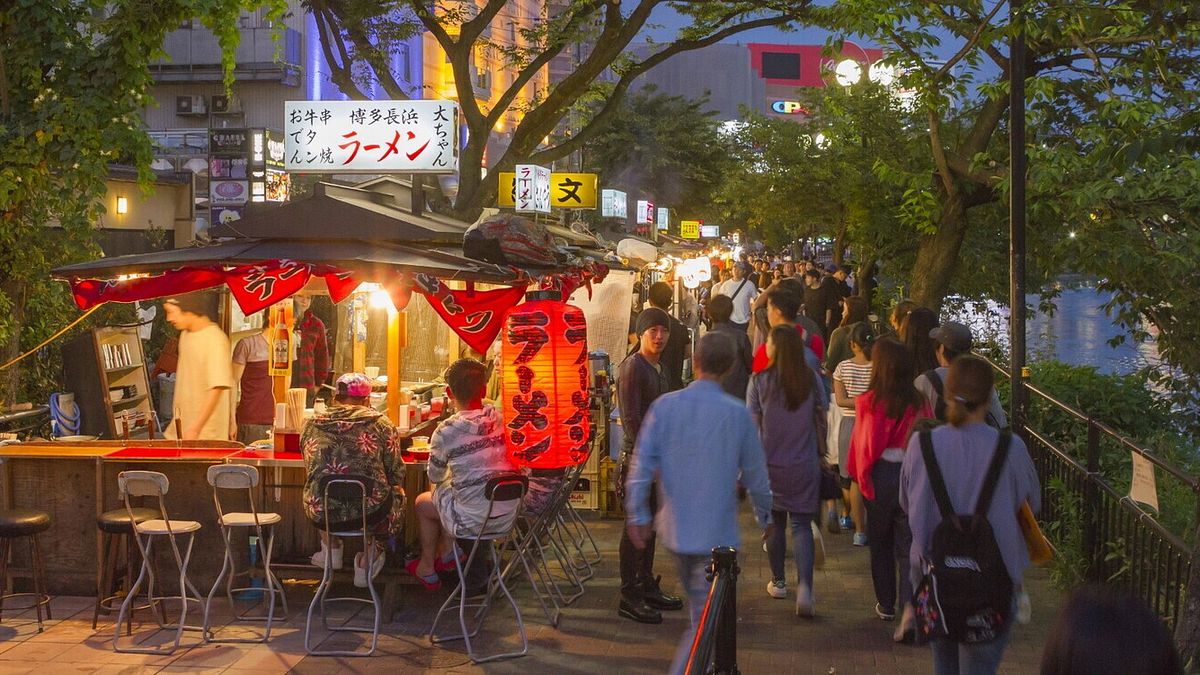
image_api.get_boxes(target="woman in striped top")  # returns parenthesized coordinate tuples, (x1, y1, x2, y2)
(832, 322, 874, 544)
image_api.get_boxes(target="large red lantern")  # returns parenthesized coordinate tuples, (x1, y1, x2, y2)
(501, 291, 590, 469)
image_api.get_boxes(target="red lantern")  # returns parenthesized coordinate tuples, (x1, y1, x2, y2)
(501, 292, 590, 469)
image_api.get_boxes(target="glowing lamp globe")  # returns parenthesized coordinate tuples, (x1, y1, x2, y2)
(501, 291, 590, 469)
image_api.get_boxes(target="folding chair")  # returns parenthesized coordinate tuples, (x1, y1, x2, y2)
(304, 475, 382, 657)
(113, 471, 205, 655)
(430, 473, 528, 663)
(202, 464, 287, 643)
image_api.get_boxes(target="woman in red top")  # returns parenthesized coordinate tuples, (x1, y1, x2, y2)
(847, 338, 932, 641)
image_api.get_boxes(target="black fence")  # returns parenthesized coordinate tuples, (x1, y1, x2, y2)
(685, 547, 739, 675)
(985, 357, 1198, 630)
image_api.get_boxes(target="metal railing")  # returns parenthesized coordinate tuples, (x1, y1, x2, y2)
(685, 547, 739, 675)
(982, 355, 1198, 630)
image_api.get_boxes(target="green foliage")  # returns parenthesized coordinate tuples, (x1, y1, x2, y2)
(1043, 477, 1087, 591)
(580, 89, 734, 222)
(0, 0, 284, 404)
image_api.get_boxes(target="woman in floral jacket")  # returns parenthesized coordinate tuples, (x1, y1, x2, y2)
(302, 373, 406, 587)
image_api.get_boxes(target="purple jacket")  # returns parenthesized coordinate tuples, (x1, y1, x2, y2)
(746, 369, 827, 513)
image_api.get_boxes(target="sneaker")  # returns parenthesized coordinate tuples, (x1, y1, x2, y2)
(852, 532, 868, 547)
(353, 549, 385, 588)
(875, 603, 895, 621)
(826, 509, 841, 534)
(1017, 589, 1032, 624)
(840, 516, 855, 531)
(763, 541, 768, 553)
(766, 579, 787, 599)
(795, 583, 814, 618)
(310, 542, 343, 570)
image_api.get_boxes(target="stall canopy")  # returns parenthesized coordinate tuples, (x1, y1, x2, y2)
(52, 179, 609, 353)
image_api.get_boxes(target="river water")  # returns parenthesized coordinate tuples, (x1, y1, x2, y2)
(947, 286, 1161, 377)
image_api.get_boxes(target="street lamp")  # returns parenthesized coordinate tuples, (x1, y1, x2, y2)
(868, 62, 896, 86)
(834, 59, 863, 87)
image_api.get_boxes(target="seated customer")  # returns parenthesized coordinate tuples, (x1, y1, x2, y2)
(408, 358, 519, 590)
(302, 372, 406, 587)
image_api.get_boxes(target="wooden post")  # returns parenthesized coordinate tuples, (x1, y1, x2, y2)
(386, 310, 406, 425)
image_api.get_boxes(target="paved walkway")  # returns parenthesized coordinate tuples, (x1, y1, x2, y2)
(0, 506, 1059, 674)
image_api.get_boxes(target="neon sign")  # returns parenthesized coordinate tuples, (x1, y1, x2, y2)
(771, 100, 809, 115)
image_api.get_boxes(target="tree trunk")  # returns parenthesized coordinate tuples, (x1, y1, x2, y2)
(856, 257, 877, 308)
(832, 216, 849, 266)
(909, 194, 970, 312)
(0, 279, 27, 406)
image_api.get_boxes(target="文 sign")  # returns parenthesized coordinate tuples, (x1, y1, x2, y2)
(498, 172, 598, 209)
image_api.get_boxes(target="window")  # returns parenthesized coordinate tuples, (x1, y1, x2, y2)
(761, 52, 800, 79)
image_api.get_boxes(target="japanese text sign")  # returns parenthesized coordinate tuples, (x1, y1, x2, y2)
(514, 164, 551, 214)
(700, 224, 720, 238)
(600, 189, 627, 218)
(680, 220, 702, 239)
(636, 200, 654, 225)
(284, 100, 459, 174)
(498, 172, 598, 209)
(656, 207, 669, 231)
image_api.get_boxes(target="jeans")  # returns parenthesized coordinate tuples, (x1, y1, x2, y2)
(865, 460, 912, 614)
(619, 478, 658, 597)
(669, 552, 711, 675)
(766, 510, 815, 590)
(929, 602, 1017, 675)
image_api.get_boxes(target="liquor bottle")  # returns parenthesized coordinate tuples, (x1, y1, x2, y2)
(271, 321, 290, 371)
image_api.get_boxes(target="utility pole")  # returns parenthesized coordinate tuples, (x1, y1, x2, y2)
(1008, 0, 1028, 430)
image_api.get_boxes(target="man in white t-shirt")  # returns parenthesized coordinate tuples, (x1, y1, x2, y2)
(712, 262, 757, 331)
(164, 293, 233, 441)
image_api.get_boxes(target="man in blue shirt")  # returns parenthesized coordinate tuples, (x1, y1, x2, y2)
(626, 332, 774, 675)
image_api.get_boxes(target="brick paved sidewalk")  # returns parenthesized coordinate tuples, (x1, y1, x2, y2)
(0, 505, 1059, 674)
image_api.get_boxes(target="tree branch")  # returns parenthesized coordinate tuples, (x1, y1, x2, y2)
(932, 0, 1005, 82)
(457, 0, 510, 47)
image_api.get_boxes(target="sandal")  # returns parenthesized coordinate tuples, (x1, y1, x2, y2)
(404, 558, 442, 590)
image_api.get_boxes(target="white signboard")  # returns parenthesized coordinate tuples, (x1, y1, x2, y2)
(636, 200, 654, 225)
(284, 100, 459, 173)
(601, 189, 627, 218)
(1130, 451, 1160, 512)
(656, 207, 669, 231)
(700, 224, 721, 238)
(514, 164, 551, 214)
(210, 180, 249, 206)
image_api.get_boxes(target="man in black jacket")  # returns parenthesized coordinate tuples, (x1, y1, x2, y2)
(648, 281, 691, 392)
(615, 308, 684, 623)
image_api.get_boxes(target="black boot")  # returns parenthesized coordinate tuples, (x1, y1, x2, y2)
(643, 575, 684, 611)
(619, 583, 663, 624)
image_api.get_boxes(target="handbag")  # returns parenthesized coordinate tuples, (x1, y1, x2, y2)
(814, 404, 840, 500)
(1018, 501, 1053, 565)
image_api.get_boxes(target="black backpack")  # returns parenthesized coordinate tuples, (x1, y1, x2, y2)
(913, 429, 1014, 644)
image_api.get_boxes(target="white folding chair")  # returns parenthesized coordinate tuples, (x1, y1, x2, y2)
(430, 473, 529, 664)
(202, 464, 287, 643)
(304, 474, 382, 657)
(113, 471, 205, 655)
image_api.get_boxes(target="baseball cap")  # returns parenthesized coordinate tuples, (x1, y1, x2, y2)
(825, 263, 838, 273)
(929, 322, 973, 353)
(335, 372, 373, 398)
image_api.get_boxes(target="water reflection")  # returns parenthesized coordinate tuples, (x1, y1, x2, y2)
(948, 287, 1160, 376)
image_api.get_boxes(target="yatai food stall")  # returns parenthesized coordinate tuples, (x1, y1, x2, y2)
(0, 178, 611, 595)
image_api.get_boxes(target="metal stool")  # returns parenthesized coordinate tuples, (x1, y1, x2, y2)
(304, 475, 382, 657)
(202, 464, 286, 643)
(93, 507, 160, 634)
(0, 509, 52, 633)
(113, 471, 205, 655)
(431, 474, 529, 664)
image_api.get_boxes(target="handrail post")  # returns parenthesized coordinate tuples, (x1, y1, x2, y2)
(1084, 418, 1101, 582)
(712, 546, 739, 675)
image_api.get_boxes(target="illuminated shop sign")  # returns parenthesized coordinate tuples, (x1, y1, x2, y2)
(770, 100, 809, 115)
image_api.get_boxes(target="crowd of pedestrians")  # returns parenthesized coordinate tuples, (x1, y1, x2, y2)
(620, 254, 1059, 675)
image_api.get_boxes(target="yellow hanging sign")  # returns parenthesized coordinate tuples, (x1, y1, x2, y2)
(498, 172, 598, 209)
(680, 220, 702, 239)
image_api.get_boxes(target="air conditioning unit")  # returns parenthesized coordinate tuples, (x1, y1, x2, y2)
(211, 94, 240, 115)
(175, 95, 207, 116)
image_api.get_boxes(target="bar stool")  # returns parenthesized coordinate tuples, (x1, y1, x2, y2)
(0, 508, 52, 633)
(202, 464, 287, 643)
(113, 471, 205, 655)
(431, 473, 529, 664)
(304, 474, 382, 657)
(93, 506, 160, 634)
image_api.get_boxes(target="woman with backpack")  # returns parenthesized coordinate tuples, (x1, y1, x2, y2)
(847, 338, 932, 640)
(900, 356, 1040, 674)
(747, 325, 827, 617)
